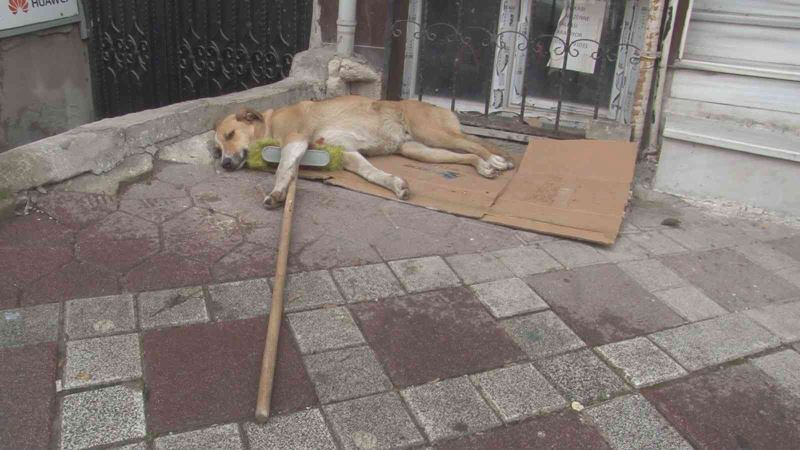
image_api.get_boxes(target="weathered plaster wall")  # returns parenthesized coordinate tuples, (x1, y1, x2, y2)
(0, 24, 93, 153)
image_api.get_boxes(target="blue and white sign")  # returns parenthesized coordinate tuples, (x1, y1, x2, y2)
(0, 0, 79, 32)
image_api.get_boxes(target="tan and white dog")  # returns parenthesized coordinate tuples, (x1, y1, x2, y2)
(214, 95, 514, 209)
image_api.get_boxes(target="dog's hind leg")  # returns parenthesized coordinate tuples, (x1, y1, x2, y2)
(413, 130, 514, 172)
(342, 151, 409, 200)
(399, 142, 498, 178)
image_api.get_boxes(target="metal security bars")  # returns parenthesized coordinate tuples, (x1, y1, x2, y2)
(390, 0, 644, 137)
(85, 0, 312, 119)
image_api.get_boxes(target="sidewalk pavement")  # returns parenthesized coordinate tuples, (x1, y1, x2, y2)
(2, 158, 800, 449)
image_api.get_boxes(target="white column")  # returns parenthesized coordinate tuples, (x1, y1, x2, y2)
(337, 0, 358, 56)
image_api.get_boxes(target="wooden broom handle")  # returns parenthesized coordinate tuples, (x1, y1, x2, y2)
(255, 177, 298, 422)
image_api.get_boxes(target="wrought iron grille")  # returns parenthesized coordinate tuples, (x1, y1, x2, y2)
(85, 0, 312, 119)
(390, 0, 643, 137)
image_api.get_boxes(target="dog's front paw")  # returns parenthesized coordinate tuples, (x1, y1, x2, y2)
(263, 190, 286, 209)
(393, 177, 410, 200)
(476, 160, 499, 179)
(488, 155, 514, 171)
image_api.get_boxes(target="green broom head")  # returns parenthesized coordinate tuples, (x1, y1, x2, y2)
(247, 138, 344, 171)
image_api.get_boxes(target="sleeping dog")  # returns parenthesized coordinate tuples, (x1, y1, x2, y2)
(214, 95, 514, 209)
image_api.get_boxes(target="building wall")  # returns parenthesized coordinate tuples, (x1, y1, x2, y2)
(0, 23, 94, 153)
(317, 0, 389, 69)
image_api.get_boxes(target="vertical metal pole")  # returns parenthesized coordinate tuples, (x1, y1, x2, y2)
(451, 0, 463, 112)
(554, 0, 575, 134)
(416, 0, 428, 101)
(520, 2, 535, 123)
(594, 0, 614, 120)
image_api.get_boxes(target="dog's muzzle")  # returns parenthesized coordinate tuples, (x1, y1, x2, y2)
(221, 149, 248, 171)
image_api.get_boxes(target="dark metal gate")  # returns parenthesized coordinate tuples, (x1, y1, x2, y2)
(85, 0, 312, 119)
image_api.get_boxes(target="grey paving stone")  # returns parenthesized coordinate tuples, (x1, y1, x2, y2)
(60, 384, 146, 450)
(154, 423, 243, 450)
(323, 392, 425, 450)
(778, 267, 800, 289)
(111, 443, 147, 450)
(246, 409, 336, 450)
(207, 278, 270, 321)
(331, 264, 405, 303)
(491, 246, 562, 277)
(541, 240, 609, 268)
(596, 337, 687, 388)
(745, 300, 800, 343)
(388, 256, 461, 293)
(305, 346, 392, 403)
(138, 287, 208, 330)
(596, 235, 649, 263)
(64, 333, 142, 389)
(502, 311, 585, 359)
(752, 350, 800, 398)
(649, 314, 781, 371)
(401, 376, 501, 443)
(65, 294, 136, 340)
(660, 225, 741, 251)
(278, 270, 345, 312)
(288, 307, 365, 354)
(736, 243, 800, 272)
(654, 286, 728, 322)
(618, 259, 686, 293)
(536, 349, 628, 404)
(587, 394, 692, 450)
(445, 253, 513, 285)
(471, 364, 566, 422)
(470, 278, 548, 319)
(0, 303, 60, 348)
(627, 231, 687, 256)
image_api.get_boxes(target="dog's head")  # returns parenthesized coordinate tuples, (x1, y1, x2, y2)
(213, 108, 272, 171)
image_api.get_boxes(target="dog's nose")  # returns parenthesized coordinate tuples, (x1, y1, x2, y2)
(221, 158, 233, 170)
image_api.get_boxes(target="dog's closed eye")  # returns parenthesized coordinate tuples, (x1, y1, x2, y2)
(224, 130, 235, 140)
(213, 146, 222, 159)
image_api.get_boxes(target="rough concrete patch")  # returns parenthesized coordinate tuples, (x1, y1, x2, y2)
(0, 196, 13, 221)
(55, 154, 154, 196)
(158, 131, 216, 166)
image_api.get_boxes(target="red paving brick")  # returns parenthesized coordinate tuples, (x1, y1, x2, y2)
(76, 237, 160, 273)
(434, 410, 612, 450)
(123, 252, 212, 292)
(526, 264, 685, 346)
(0, 273, 20, 309)
(211, 242, 276, 283)
(119, 197, 193, 224)
(0, 343, 57, 450)
(142, 317, 317, 434)
(0, 212, 73, 245)
(643, 363, 800, 450)
(0, 244, 73, 285)
(349, 287, 526, 387)
(22, 261, 120, 305)
(33, 191, 117, 229)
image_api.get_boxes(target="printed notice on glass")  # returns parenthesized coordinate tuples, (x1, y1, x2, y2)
(548, 0, 607, 74)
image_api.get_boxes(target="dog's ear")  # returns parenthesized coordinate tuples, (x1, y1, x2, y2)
(235, 108, 264, 123)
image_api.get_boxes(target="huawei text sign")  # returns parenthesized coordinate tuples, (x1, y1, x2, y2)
(1, 0, 79, 32)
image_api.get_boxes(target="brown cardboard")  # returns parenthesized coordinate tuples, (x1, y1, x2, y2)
(290, 138, 636, 245)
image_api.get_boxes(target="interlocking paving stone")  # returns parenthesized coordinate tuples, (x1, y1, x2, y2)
(123, 252, 213, 293)
(277, 270, 345, 312)
(212, 242, 276, 283)
(587, 394, 692, 450)
(76, 236, 161, 274)
(1, 243, 73, 289)
(304, 346, 392, 403)
(65, 294, 136, 339)
(0, 303, 60, 348)
(649, 313, 781, 371)
(736, 242, 800, 272)
(471, 364, 566, 422)
(119, 197, 193, 224)
(617, 259, 686, 292)
(401, 376, 501, 443)
(744, 300, 800, 343)
(154, 423, 243, 450)
(596, 235, 648, 263)
(526, 264, 685, 346)
(112, 442, 148, 450)
(470, 278, 548, 318)
(627, 231, 687, 256)
(536, 349, 628, 404)
(433, 410, 612, 450)
(245, 409, 336, 450)
(778, 266, 800, 289)
(541, 240, 609, 268)
(501, 310, 585, 359)
(0, 343, 57, 450)
(143, 317, 316, 434)
(23, 260, 121, 305)
(491, 246, 562, 277)
(60, 384, 147, 450)
(64, 333, 142, 389)
(207, 278, 271, 321)
(0, 273, 19, 310)
(288, 233, 384, 273)
(350, 287, 525, 387)
(446, 252, 514, 284)
(323, 392, 425, 450)
(288, 307, 365, 354)
(33, 191, 116, 229)
(661, 248, 800, 311)
(643, 363, 800, 449)
(752, 350, 800, 398)
(331, 263, 405, 303)
(388, 256, 461, 293)
(162, 207, 243, 263)
(138, 287, 209, 330)
(596, 338, 687, 388)
(653, 286, 728, 322)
